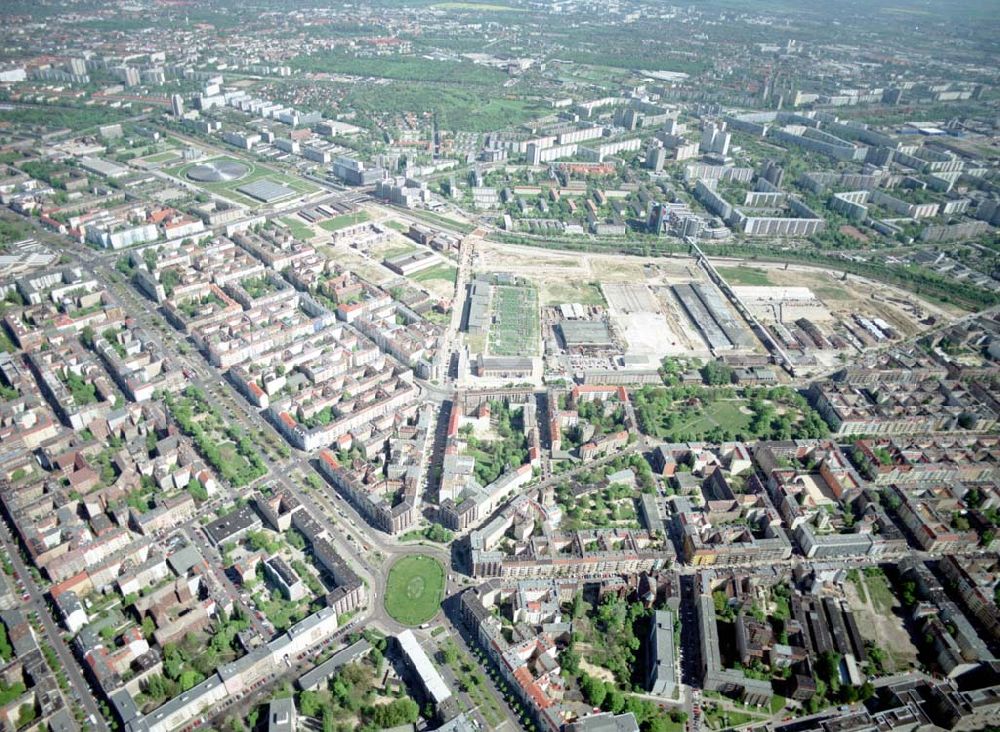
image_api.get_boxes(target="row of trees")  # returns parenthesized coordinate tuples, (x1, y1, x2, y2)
(633, 383, 829, 443)
(138, 611, 251, 710)
(810, 650, 875, 712)
(295, 655, 419, 732)
(463, 400, 529, 485)
(576, 398, 628, 437)
(578, 672, 688, 732)
(165, 387, 267, 487)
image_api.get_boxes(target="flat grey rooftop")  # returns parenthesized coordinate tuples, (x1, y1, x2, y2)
(237, 178, 297, 202)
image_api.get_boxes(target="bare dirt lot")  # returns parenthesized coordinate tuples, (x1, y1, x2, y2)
(475, 242, 720, 358)
(474, 241, 705, 306)
(710, 259, 964, 337)
(458, 242, 962, 368)
(603, 283, 661, 314)
(843, 574, 918, 673)
(320, 220, 456, 299)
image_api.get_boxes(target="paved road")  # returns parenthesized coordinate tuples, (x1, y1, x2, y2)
(182, 524, 270, 637)
(205, 618, 364, 728)
(439, 595, 523, 731)
(31, 158, 987, 732)
(438, 234, 475, 384)
(0, 523, 108, 729)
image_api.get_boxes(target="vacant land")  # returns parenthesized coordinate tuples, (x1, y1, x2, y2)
(317, 244, 391, 285)
(140, 151, 181, 164)
(473, 241, 718, 358)
(319, 210, 371, 232)
(843, 570, 918, 673)
(380, 243, 418, 260)
(711, 258, 965, 331)
(864, 571, 897, 615)
(716, 266, 772, 286)
(384, 555, 445, 626)
(410, 264, 457, 285)
(404, 208, 476, 234)
(540, 280, 606, 306)
(280, 216, 316, 241)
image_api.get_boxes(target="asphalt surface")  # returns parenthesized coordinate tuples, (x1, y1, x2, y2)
(0, 522, 108, 730)
(13, 138, 992, 732)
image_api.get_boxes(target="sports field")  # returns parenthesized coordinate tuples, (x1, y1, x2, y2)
(383, 555, 445, 626)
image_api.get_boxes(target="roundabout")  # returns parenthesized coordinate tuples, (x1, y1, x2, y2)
(383, 554, 445, 626)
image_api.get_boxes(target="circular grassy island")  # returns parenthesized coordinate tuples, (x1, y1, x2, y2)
(383, 555, 445, 626)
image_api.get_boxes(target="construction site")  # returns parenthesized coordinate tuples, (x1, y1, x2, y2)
(470, 240, 956, 384)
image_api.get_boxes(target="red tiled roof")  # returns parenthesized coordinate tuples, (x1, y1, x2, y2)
(319, 449, 339, 469)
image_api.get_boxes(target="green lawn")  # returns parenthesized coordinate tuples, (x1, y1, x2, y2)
(672, 400, 751, 436)
(383, 555, 445, 626)
(716, 266, 772, 286)
(541, 281, 606, 307)
(385, 220, 410, 233)
(0, 328, 17, 354)
(865, 572, 897, 614)
(397, 529, 427, 543)
(397, 526, 453, 544)
(218, 443, 250, 476)
(411, 264, 457, 284)
(255, 594, 309, 631)
(704, 706, 758, 730)
(141, 151, 180, 164)
(319, 211, 371, 232)
(280, 216, 316, 241)
(465, 333, 485, 353)
(382, 245, 417, 260)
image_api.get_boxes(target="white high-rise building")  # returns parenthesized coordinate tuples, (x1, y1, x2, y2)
(700, 121, 731, 156)
(117, 66, 140, 87)
(170, 94, 184, 117)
